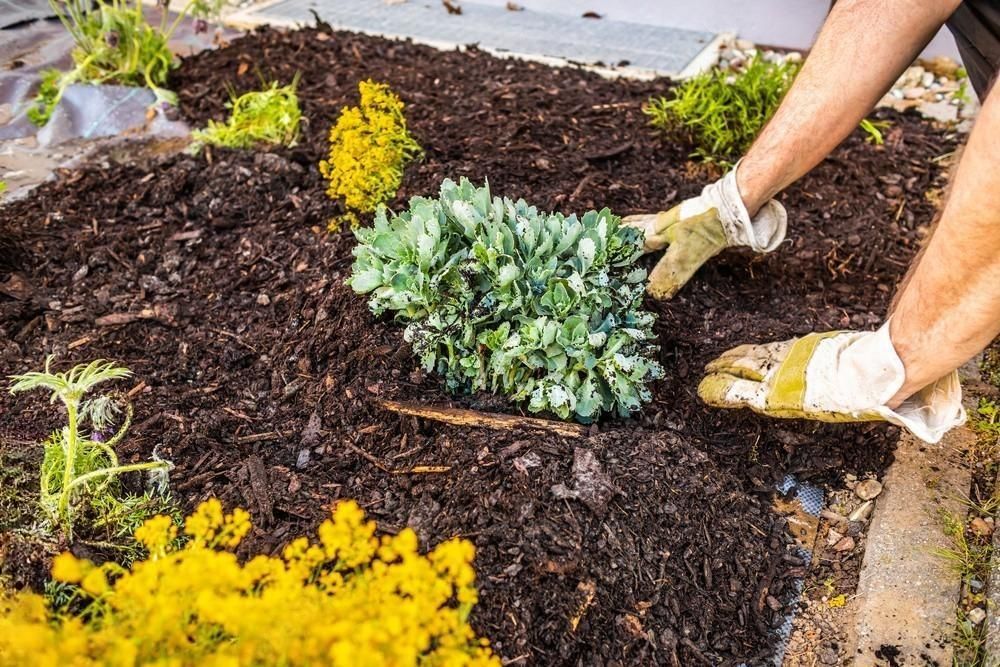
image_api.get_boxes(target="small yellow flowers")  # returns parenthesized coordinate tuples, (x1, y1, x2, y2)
(0, 498, 499, 667)
(50, 552, 82, 583)
(319, 80, 422, 230)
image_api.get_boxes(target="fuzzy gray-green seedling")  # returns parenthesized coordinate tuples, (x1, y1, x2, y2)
(9, 357, 171, 538)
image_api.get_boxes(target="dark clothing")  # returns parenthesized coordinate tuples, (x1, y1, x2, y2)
(947, 0, 1000, 99)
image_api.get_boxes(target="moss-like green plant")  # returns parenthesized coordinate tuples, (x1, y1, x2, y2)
(190, 76, 302, 151)
(645, 54, 800, 165)
(320, 80, 422, 230)
(8, 358, 171, 537)
(28, 0, 223, 126)
(647, 55, 888, 163)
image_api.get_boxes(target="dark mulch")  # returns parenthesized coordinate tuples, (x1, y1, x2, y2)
(0, 25, 959, 665)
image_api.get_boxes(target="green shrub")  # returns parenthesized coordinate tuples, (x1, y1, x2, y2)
(29, 0, 223, 126)
(645, 54, 800, 164)
(647, 54, 893, 163)
(349, 178, 664, 422)
(191, 77, 302, 151)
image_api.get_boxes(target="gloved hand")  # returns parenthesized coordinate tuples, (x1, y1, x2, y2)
(623, 161, 787, 299)
(697, 322, 966, 443)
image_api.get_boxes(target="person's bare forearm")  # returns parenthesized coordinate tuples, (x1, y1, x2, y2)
(888, 83, 1000, 405)
(737, 0, 961, 215)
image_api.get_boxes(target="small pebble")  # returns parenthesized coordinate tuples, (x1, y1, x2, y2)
(968, 607, 986, 625)
(969, 517, 993, 537)
(257, 293, 271, 306)
(855, 479, 883, 500)
(295, 448, 311, 469)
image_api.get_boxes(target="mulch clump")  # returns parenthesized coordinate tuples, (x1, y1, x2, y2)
(0, 25, 958, 665)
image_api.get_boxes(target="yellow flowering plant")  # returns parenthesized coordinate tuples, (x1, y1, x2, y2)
(319, 80, 422, 230)
(0, 498, 500, 666)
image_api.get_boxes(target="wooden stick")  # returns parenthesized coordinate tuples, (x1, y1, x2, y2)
(378, 399, 588, 438)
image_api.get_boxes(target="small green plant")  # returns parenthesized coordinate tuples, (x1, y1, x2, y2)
(28, 0, 223, 126)
(647, 55, 894, 163)
(934, 501, 997, 667)
(858, 118, 891, 145)
(190, 76, 302, 151)
(645, 54, 801, 164)
(967, 397, 1000, 465)
(350, 178, 664, 422)
(320, 80, 422, 230)
(8, 358, 171, 537)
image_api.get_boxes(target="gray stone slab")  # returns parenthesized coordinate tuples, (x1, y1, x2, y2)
(236, 0, 717, 77)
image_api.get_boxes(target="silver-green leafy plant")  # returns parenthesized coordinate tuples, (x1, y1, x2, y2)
(9, 358, 171, 537)
(349, 178, 664, 421)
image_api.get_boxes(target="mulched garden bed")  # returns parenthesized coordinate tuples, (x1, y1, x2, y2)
(0, 25, 959, 665)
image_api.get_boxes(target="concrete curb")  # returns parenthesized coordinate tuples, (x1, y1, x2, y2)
(848, 429, 974, 665)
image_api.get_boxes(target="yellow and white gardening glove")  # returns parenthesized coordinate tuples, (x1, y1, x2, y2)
(698, 322, 966, 444)
(623, 161, 787, 299)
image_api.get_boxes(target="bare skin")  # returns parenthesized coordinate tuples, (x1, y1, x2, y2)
(737, 0, 962, 215)
(888, 86, 1000, 404)
(732, 0, 1000, 407)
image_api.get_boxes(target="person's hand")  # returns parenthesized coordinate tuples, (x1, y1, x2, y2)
(697, 323, 966, 444)
(623, 162, 787, 299)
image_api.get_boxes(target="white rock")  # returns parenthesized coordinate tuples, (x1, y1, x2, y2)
(849, 500, 874, 522)
(921, 72, 935, 87)
(919, 100, 959, 123)
(903, 87, 926, 100)
(735, 38, 755, 51)
(784, 51, 803, 63)
(968, 607, 986, 625)
(855, 479, 883, 500)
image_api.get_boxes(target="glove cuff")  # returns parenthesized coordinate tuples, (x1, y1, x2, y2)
(813, 322, 967, 443)
(701, 160, 788, 253)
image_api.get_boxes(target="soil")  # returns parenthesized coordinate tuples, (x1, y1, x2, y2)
(0, 25, 960, 665)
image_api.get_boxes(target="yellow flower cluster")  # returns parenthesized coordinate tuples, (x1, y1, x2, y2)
(0, 499, 499, 667)
(319, 80, 422, 229)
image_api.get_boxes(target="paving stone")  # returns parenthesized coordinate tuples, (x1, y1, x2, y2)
(231, 0, 718, 77)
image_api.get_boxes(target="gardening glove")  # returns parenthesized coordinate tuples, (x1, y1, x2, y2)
(623, 161, 787, 299)
(697, 322, 966, 444)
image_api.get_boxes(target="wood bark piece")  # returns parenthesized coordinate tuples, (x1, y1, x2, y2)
(95, 304, 176, 327)
(378, 399, 588, 438)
